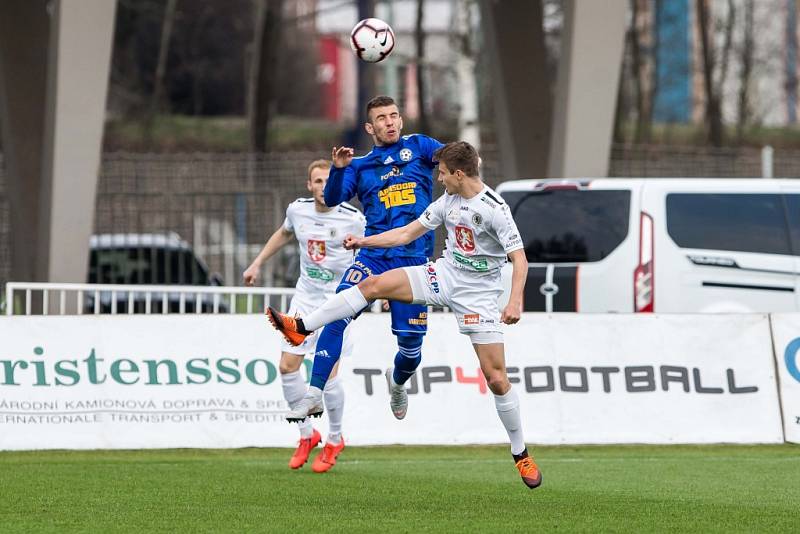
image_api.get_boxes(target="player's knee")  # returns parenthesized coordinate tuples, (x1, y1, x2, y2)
(279, 356, 302, 375)
(485, 373, 510, 395)
(357, 275, 382, 300)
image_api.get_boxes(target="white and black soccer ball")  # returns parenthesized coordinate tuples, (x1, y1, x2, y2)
(350, 18, 395, 63)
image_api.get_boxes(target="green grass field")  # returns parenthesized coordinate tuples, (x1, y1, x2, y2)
(1, 444, 798, 533)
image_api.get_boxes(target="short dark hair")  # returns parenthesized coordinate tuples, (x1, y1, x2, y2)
(366, 95, 397, 121)
(434, 141, 480, 177)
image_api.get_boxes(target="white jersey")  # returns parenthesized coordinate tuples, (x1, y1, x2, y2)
(283, 199, 366, 295)
(418, 185, 523, 275)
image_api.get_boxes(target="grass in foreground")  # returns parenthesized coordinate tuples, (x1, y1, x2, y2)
(0, 444, 798, 533)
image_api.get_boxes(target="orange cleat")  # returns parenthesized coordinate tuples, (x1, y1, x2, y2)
(517, 456, 542, 489)
(311, 438, 346, 473)
(289, 429, 321, 469)
(266, 306, 310, 347)
(515, 455, 542, 489)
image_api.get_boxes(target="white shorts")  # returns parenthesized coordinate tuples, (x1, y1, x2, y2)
(280, 290, 355, 357)
(403, 258, 504, 337)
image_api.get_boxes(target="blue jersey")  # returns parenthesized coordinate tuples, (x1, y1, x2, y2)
(324, 134, 444, 260)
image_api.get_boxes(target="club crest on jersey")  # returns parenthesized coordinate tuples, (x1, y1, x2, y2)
(472, 213, 483, 226)
(307, 239, 326, 263)
(455, 225, 476, 253)
(399, 148, 413, 162)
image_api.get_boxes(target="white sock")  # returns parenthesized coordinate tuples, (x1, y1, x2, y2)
(493, 387, 526, 456)
(281, 370, 313, 438)
(303, 286, 369, 331)
(324, 376, 345, 442)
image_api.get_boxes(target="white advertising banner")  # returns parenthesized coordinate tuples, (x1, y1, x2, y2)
(767, 314, 800, 444)
(0, 313, 784, 449)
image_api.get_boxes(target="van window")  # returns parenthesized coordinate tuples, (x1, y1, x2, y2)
(666, 194, 791, 255)
(502, 190, 631, 263)
(783, 194, 800, 255)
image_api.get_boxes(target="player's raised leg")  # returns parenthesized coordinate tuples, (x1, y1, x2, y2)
(473, 340, 542, 489)
(267, 268, 414, 344)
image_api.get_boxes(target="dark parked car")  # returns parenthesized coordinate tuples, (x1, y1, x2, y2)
(86, 233, 226, 313)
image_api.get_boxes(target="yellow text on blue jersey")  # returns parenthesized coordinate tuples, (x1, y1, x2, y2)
(379, 182, 417, 209)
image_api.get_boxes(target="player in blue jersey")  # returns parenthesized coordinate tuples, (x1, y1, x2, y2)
(272, 95, 443, 422)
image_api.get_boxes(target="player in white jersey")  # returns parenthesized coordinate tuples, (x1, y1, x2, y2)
(243, 159, 365, 473)
(266, 142, 541, 489)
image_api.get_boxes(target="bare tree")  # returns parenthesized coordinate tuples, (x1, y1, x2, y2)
(629, 0, 646, 142)
(696, 0, 738, 146)
(150, 0, 178, 116)
(736, 0, 754, 140)
(249, 0, 284, 152)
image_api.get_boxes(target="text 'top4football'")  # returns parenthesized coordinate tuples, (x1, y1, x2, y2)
(350, 18, 395, 63)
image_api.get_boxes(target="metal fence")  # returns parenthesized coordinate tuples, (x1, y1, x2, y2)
(4, 282, 295, 316)
(2, 144, 800, 298)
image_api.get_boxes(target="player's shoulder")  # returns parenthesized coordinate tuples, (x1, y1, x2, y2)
(349, 150, 374, 167)
(336, 201, 363, 218)
(289, 197, 316, 208)
(401, 133, 439, 146)
(478, 186, 506, 210)
(287, 197, 315, 215)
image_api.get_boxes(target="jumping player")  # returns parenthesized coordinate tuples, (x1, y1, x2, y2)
(267, 142, 541, 488)
(243, 159, 365, 473)
(278, 95, 443, 422)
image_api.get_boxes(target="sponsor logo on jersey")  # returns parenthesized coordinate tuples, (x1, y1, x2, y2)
(380, 165, 403, 181)
(453, 251, 489, 271)
(383, 155, 395, 164)
(307, 239, 326, 262)
(463, 314, 480, 325)
(379, 182, 417, 208)
(306, 266, 335, 282)
(455, 225, 476, 253)
(505, 235, 522, 249)
(425, 263, 440, 293)
(399, 148, 413, 161)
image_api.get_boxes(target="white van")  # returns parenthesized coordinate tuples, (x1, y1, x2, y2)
(497, 178, 800, 313)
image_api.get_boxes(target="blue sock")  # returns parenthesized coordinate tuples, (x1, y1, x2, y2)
(393, 335, 423, 385)
(310, 319, 348, 389)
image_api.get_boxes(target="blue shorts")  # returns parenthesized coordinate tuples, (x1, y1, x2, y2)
(338, 253, 428, 336)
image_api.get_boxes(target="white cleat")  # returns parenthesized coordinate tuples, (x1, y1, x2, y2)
(285, 388, 324, 423)
(385, 368, 408, 420)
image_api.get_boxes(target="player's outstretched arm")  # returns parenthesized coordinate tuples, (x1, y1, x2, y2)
(501, 249, 528, 325)
(242, 227, 294, 286)
(344, 221, 427, 250)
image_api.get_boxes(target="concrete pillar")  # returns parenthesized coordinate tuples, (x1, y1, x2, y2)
(480, 0, 550, 181)
(0, 0, 50, 283)
(548, 0, 627, 178)
(0, 0, 115, 285)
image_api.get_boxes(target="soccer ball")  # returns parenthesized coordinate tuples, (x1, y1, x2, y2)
(350, 18, 395, 63)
